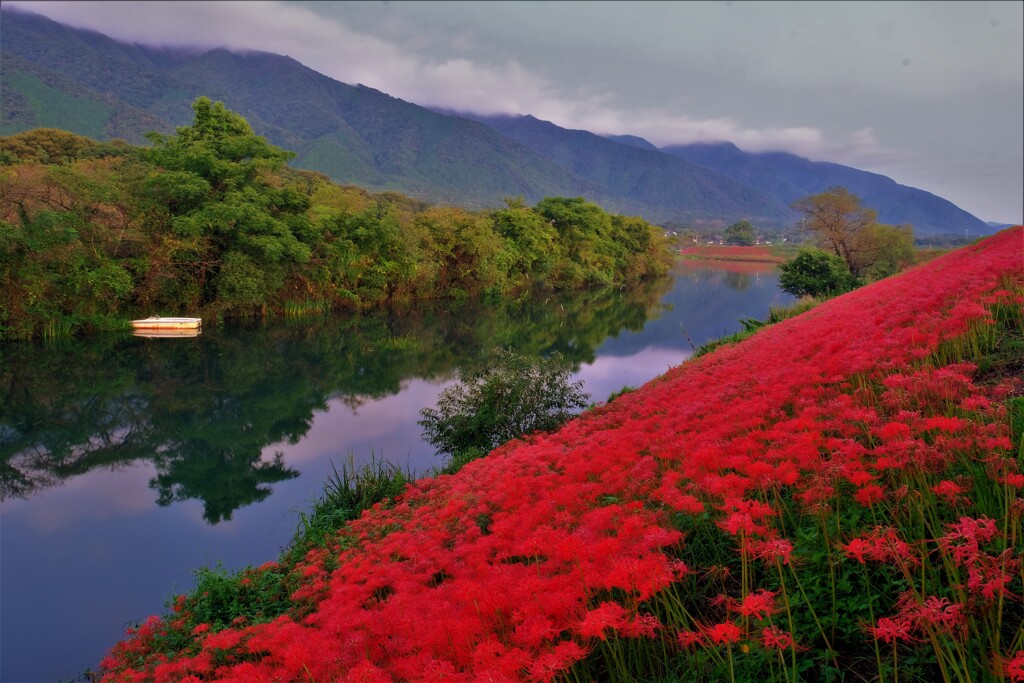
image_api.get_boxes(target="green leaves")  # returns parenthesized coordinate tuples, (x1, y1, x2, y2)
(1, 100, 675, 337)
(724, 220, 756, 246)
(144, 98, 315, 313)
(418, 349, 590, 461)
(778, 248, 860, 298)
(792, 187, 914, 280)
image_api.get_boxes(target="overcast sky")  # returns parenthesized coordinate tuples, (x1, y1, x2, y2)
(8, 0, 1023, 223)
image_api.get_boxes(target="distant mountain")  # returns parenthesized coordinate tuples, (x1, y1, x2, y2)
(0, 8, 773, 223)
(465, 114, 791, 224)
(0, 9, 599, 207)
(602, 134, 660, 152)
(662, 142, 994, 236)
(0, 52, 171, 143)
(0, 7, 995, 234)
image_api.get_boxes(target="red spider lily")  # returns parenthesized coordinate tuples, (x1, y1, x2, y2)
(745, 536, 794, 565)
(677, 629, 704, 648)
(738, 589, 779, 620)
(704, 621, 743, 645)
(930, 479, 972, 506)
(1004, 650, 1024, 682)
(716, 498, 776, 536)
(761, 625, 796, 650)
(966, 550, 1020, 602)
(895, 593, 967, 640)
(867, 616, 915, 644)
(842, 527, 921, 567)
(97, 228, 1024, 682)
(619, 613, 662, 638)
(853, 483, 886, 507)
(528, 641, 590, 683)
(937, 516, 1000, 565)
(575, 602, 629, 641)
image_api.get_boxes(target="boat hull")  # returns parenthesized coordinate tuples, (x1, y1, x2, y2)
(130, 316, 202, 331)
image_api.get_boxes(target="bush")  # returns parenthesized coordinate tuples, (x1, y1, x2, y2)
(418, 349, 590, 462)
(778, 247, 859, 298)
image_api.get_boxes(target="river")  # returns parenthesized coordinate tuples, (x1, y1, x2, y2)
(0, 261, 791, 682)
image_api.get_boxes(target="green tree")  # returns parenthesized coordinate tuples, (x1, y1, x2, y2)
(319, 200, 417, 304)
(144, 97, 313, 313)
(778, 248, 859, 298)
(792, 187, 916, 281)
(724, 220, 756, 246)
(792, 187, 878, 277)
(418, 349, 590, 463)
(860, 223, 915, 280)
(416, 206, 508, 297)
(0, 160, 139, 337)
(534, 196, 616, 286)
(0, 128, 130, 165)
(492, 198, 558, 280)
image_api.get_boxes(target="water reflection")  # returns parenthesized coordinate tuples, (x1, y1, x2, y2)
(0, 264, 794, 683)
(0, 279, 671, 522)
(723, 270, 752, 291)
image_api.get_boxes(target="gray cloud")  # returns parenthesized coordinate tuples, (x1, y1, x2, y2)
(7, 0, 1022, 223)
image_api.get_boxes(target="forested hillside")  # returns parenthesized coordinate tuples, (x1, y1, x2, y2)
(0, 102, 673, 340)
(0, 8, 761, 224)
(3, 8, 998, 235)
(0, 9, 816, 227)
(462, 114, 789, 225)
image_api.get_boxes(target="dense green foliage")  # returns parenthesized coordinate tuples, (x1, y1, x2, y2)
(776, 188, 917, 301)
(778, 248, 861, 298)
(418, 349, 590, 465)
(0, 102, 673, 339)
(792, 186, 915, 278)
(723, 219, 756, 246)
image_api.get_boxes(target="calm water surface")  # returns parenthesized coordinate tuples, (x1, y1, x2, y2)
(0, 262, 791, 682)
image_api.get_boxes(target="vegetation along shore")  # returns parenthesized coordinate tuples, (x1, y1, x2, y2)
(97, 227, 1023, 681)
(0, 99, 672, 341)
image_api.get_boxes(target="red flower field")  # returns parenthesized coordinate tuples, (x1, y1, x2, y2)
(678, 245, 784, 263)
(101, 228, 1024, 682)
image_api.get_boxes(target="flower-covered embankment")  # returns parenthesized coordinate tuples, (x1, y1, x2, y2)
(102, 228, 1024, 682)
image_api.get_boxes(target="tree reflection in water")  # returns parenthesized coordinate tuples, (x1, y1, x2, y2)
(0, 278, 672, 522)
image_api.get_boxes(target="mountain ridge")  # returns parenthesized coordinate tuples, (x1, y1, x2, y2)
(0, 7, 995, 234)
(459, 113, 792, 224)
(662, 141, 991, 235)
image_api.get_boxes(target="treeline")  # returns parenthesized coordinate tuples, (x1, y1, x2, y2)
(0, 98, 673, 340)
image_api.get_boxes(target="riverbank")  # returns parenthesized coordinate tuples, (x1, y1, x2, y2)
(99, 227, 1023, 682)
(678, 245, 788, 263)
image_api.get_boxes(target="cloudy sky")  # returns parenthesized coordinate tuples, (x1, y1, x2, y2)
(8, 0, 1023, 223)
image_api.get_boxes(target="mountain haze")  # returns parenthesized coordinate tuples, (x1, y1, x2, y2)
(0, 8, 995, 234)
(662, 142, 992, 236)
(462, 114, 791, 224)
(0, 9, 600, 207)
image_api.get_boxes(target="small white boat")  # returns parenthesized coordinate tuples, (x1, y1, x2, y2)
(130, 316, 202, 331)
